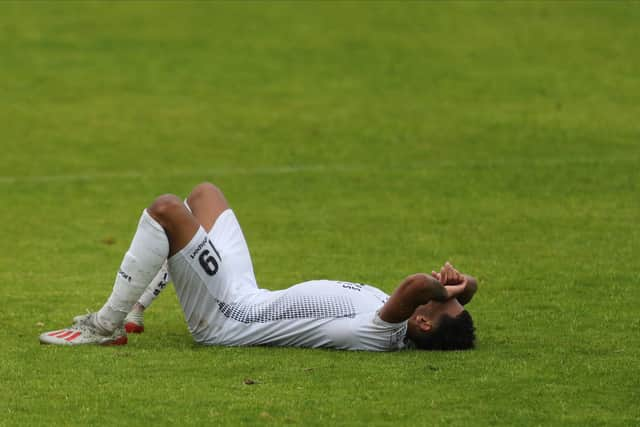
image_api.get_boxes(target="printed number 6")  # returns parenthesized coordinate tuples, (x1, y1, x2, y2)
(199, 241, 222, 276)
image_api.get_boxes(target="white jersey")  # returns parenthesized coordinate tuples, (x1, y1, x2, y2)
(168, 210, 408, 352)
(205, 280, 407, 351)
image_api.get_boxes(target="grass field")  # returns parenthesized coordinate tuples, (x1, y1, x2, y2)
(1, 2, 639, 426)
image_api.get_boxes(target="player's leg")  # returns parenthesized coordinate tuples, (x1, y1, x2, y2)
(187, 182, 259, 296)
(167, 184, 260, 343)
(123, 183, 230, 333)
(96, 194, 197, 330)
(40, 193, 200, 345)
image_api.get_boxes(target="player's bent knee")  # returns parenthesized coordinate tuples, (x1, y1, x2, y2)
(189, 182, 225, 202)
(148, 194, 185, 225)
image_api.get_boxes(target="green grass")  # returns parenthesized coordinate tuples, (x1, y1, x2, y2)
(1, 1, 639, 425)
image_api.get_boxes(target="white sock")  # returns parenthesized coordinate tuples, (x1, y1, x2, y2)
(97, 209, 169, 331)
(133, 200, 186, 311)
(137, 261, 171, 309)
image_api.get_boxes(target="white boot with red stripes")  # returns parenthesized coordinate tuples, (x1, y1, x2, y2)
(39, 313, 127, 346)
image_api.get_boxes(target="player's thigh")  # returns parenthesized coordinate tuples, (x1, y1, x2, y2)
(168, 228, 229, 299)
(208, 209, 258, 294)
(168, 225, 256, 341)
(168, 215, 257, 301)
(168, 254, 224, 342)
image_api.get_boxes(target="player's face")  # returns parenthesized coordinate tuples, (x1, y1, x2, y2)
(408, 298, 464, 333)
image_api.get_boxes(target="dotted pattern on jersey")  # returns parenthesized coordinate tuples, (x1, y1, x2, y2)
(216, 295, 356, 324)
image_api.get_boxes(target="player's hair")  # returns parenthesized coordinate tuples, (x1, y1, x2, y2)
(413, 310, 476, 351)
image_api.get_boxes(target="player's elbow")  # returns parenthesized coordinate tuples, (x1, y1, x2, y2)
(466, 275, 478, 293)
(463, 275, 479, 302)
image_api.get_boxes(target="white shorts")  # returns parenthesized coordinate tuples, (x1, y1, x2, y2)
(167, 209, 258, 341)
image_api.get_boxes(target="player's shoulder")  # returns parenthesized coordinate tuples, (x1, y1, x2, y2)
(344, 310, 407, 351)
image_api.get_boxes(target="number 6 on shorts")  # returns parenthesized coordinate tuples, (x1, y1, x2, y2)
(198, 240, 222, 276)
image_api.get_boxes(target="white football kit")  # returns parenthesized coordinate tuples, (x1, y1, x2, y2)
(167, 210, 408, 351)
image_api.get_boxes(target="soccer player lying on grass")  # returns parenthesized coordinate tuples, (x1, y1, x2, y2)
(40, 182, 477, 351)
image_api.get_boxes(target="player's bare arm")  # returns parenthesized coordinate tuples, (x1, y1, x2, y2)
(378, 273, 467, 323)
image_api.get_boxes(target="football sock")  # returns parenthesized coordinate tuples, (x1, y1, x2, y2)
(137, 262, 171, 309)
(97, 209, 169, 332)
(132, 201, 187, 311)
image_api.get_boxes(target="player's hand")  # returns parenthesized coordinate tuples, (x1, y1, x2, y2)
(437, 262, 464, 286)
(443, 281, 467, 299)
(430, 270, 442, 282)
